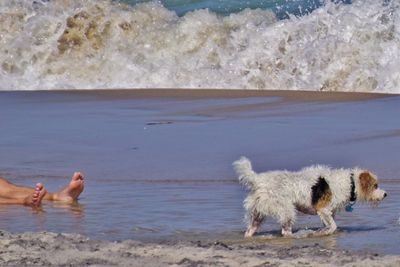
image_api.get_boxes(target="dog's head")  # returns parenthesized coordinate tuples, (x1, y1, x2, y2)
(356, 171, 387, 202)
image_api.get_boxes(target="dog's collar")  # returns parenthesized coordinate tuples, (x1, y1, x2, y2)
(350, 173, 357, 202)
(345, 173, 357, 212)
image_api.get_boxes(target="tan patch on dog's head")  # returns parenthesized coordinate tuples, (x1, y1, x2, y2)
(357, 171, 379, 201)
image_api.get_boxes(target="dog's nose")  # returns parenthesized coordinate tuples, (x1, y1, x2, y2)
(384, 193, 387, 198)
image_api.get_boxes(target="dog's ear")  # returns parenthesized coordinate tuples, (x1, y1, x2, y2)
(359, 171, 376, 193)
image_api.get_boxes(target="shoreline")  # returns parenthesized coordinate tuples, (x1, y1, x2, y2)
(1, 230, 399, 266)
(1, 88, 395, 102)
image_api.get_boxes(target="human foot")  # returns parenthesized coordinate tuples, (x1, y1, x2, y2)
(53, 172, 84, 202)
(24, 183, 47, 207)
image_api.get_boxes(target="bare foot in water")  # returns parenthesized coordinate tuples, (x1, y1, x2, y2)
(24, 183, 47, 207)
(53, 172, 84, 202)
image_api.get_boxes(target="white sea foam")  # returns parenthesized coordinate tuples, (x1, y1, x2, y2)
(0, 0, 399, 92)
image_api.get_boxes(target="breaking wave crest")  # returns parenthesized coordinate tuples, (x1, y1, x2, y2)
(1, 0, 399, 93)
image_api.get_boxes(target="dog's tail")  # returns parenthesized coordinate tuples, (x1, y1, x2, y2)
(233, 156, 257, 189)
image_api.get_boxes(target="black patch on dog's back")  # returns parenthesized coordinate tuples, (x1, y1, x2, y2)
(311, 177, 330, 205)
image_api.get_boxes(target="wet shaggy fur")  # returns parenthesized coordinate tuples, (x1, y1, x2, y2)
(233, 157, 387, 237)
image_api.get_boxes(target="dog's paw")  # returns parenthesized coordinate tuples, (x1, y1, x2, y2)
(293, 229, 315, 238)
(313, 228, 336, 236)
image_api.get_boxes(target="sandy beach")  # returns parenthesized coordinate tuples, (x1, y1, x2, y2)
(1, 230, 400, 266)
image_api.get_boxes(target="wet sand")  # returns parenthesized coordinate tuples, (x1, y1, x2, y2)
(1, 230, 400, 267)
(51, 88, 391, 101)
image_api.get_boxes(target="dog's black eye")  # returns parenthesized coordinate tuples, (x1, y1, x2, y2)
(374, 184, 378, 189)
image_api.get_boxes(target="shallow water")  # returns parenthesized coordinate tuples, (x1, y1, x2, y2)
(0, 91, 399, 254)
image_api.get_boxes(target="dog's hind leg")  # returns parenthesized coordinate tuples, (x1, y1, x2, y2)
(278, 206, 296, 237)
(281, 220, 294, 237)
(245, 211, 264, 237)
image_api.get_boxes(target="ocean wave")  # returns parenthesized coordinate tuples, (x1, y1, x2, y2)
(0, 0, 399, 93)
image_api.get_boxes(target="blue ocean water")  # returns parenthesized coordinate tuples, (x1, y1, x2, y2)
(0, 91, 399, 254)
(121, 0, 326, 17)
(121, 0, 354, 18)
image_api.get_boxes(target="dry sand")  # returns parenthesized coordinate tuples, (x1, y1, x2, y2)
(1, 230, 399, 266)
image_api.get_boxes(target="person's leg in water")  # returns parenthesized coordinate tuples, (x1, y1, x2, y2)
(0, 182, 47, 207)
(0, 172, 84, 205)
(45, 172, 85, 203)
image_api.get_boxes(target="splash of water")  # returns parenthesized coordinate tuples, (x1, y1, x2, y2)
(0, 0, 399, 92)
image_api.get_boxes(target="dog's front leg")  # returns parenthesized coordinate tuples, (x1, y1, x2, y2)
(315, 208, 337, 236)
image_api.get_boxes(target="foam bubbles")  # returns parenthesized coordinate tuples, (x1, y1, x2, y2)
(0, 0, 399, 93)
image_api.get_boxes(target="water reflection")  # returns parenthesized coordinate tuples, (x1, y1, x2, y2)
(49, 201, 85, 218)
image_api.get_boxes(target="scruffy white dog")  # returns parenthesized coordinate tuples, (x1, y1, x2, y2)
(233, 157, 387, 237)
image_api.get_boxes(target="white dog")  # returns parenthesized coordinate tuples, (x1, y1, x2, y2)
(233, 157, 387, 237)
